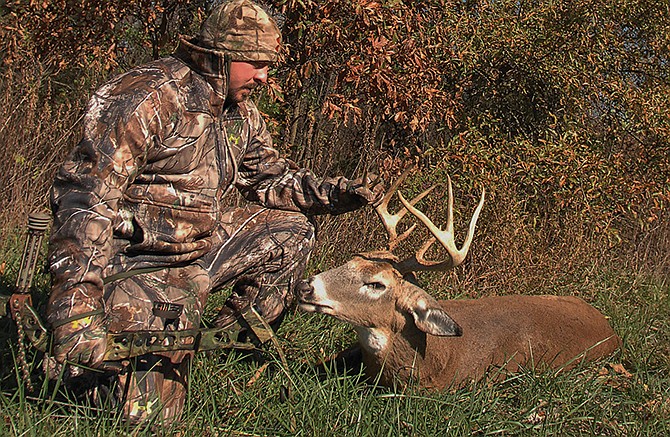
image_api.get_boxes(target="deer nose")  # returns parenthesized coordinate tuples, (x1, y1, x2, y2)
(296, 280, 313, 297)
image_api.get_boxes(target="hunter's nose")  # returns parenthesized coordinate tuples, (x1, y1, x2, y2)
(296, 280, 313, 297)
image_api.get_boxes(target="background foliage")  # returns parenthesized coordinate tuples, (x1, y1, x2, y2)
(0, 0, 668, 285)
(0, 0, 668, 434)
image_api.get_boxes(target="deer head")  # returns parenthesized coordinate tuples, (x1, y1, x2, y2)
(298, 169, 485, 340)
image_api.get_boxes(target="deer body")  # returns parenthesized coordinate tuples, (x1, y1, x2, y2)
(427, 295, 619, 387)
(299, 171, 619, 389)
(301, 253, 620, 389)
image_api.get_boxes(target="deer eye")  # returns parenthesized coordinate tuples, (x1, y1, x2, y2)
(359, 280, 387, 299)
(364, 282, 386, 292)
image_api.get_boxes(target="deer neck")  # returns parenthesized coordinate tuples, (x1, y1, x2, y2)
(354, 326, 392, 355)
(354, 318, 436, 387)
(353, 314, 428, 362)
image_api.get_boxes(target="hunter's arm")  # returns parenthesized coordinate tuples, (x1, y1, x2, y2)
(47, 87, 154, 326)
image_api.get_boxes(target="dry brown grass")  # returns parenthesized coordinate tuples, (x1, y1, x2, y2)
(0, 62, 90, 240)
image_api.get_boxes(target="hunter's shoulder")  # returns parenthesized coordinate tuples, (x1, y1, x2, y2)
(96, 58, 184, 98)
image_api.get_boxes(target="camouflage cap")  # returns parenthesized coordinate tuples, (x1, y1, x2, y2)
(198, 0, 282, 63)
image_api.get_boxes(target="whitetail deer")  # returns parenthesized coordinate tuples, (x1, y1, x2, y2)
(298, 170, 620, 389)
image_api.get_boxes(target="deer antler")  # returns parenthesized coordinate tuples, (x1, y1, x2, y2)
(394, 175, 485, 275)
(375, 168, 435, 251)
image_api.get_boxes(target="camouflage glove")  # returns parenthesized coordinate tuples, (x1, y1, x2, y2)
(345, 173, 385, 206)
(47, 282, 109, 367)
(51, 311, 108, 368)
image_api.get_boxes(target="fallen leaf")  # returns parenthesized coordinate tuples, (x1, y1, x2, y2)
(525, 410, 546, 425)
(247, 362, 270, 387)
(609, 363, 633, 378)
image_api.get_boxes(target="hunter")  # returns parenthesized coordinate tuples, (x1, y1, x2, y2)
(47, 0, 383, 425)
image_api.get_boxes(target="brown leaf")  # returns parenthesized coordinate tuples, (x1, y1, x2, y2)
(247, 362, 270, 387)
(609, 363, 633, 378)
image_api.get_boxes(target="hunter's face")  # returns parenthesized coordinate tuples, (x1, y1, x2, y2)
(226, 61, 270, 105)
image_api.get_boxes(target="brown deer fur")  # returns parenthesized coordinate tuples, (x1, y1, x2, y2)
(298, 252, 620, 389)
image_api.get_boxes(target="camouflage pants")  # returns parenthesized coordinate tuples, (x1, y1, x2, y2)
(75, 206, 315, 425)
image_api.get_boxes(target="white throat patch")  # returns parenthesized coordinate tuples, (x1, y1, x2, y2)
(355, 326, 389, 354)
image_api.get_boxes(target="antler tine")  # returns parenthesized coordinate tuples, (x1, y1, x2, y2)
(361, 168, 369, 189)
(395, 178, 485, 274)
(375, 168, 436, 250)
(374, 169, 409, 250)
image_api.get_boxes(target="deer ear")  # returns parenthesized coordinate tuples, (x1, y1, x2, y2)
(398, 284, 462, 337)
(412, 307, 462, 337)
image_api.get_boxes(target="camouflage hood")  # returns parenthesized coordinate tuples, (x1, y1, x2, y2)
(197, 0, 282, 63)
(174, 0, 282, 99)
(174, 36, 229, 100)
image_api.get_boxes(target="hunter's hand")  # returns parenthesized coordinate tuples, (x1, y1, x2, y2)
(348, 173, 385, 206)
(51, 313, 108, 367)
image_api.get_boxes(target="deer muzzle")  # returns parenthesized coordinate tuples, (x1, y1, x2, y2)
(296, 278, 338, 315)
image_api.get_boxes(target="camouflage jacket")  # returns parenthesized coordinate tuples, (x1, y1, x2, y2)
(47, 37, 369, 325)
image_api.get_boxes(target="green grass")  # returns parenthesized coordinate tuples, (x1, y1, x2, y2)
(0, 257, 668, 436)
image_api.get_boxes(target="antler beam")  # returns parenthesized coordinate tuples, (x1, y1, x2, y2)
(394, 175, 485, 275)
(374, 168, 435, 251)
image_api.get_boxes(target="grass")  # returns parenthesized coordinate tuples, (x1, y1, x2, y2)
(0, 236, 668, 436)
(0, 278, 668, 436)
